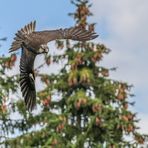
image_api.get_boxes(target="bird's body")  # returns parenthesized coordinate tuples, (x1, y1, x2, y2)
(10, 21, 98, 111)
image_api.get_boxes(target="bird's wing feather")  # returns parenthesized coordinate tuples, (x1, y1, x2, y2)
(9, 21, 36, 53)
(9, 21, 98, 52)
(35, 26, 98, 44)
(20, 46, 36, 111)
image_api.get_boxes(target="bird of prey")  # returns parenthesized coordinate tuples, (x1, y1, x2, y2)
(9, 21, 98, 111)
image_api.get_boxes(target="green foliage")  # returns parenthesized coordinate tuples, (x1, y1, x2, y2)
(0, 0, 147, 147)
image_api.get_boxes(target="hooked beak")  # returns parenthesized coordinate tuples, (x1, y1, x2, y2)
(44, 48, 49, 54)
(39, 45, 49, 54)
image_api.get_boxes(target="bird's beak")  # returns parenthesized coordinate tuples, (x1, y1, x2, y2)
(40, 45, 49, 54)
(44, 48, 49, 54)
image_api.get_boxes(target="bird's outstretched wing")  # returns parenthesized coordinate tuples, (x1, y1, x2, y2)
(20, 45, 36, 111)
(35, 26, 98, 44)
(9, 21, 36, 53)
(9, 21, 98, 53)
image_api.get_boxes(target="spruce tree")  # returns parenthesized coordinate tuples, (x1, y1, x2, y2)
(0, 0, 147, 147)
(0, 38, 18, 143)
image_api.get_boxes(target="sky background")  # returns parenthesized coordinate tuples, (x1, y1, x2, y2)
(0, 0, 148, 134)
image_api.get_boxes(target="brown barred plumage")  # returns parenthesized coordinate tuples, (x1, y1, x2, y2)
(9, 21, 98, 111)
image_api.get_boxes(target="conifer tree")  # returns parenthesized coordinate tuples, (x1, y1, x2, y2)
(0, 38, 18, 143)
(0, 0, 147, 147)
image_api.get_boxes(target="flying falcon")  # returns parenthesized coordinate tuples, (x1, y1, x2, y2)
(9, 21, 98, 111)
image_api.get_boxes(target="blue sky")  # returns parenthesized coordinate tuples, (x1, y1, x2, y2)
(0, 0, 75, 54)
(91, 0, 148, 134)
(0, 0, 148, 134)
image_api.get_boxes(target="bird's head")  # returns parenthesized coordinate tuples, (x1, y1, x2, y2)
(38, 44, 49, 54)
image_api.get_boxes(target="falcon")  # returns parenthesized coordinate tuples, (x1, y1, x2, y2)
(9, 21, 98, 111)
